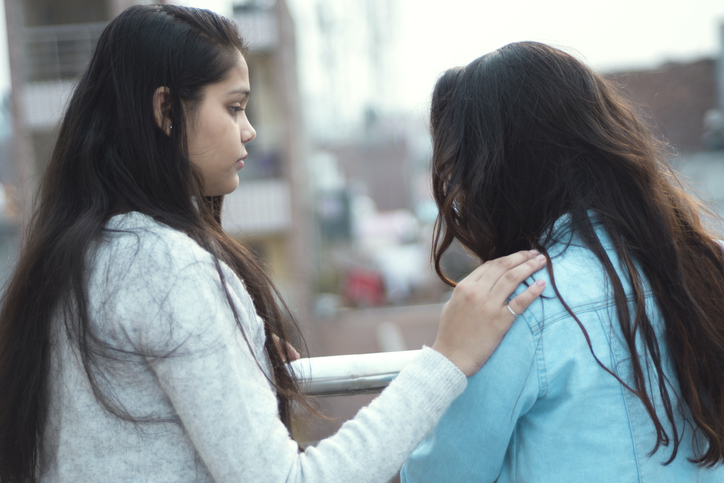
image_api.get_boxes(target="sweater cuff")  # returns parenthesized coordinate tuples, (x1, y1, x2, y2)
(390, 346, 467, 418)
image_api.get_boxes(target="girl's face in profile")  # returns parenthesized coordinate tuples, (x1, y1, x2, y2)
(186, 51, 256, 196)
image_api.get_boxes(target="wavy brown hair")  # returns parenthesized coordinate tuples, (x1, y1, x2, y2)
(431, 41, 724, 466)
(0, 6, 309, 482)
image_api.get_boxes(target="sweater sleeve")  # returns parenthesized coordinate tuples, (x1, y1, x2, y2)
(119, 234, 467, 482)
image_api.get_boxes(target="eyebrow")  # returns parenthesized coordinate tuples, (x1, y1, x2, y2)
(226, 88, 250, 97)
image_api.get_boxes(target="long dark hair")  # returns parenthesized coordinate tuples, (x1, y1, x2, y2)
(431, 41, 724, 466)
(0, 5, 307, 482)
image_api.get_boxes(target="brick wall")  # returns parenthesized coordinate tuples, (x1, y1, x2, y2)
(607, 58, 719, 153)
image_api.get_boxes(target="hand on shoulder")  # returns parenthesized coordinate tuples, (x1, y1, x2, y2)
(432, 250, 546, 376)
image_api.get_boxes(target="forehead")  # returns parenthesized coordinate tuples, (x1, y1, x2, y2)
(206, 50, 250, 96)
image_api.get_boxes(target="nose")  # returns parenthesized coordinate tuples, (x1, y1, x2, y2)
(241, 118, 256, 144)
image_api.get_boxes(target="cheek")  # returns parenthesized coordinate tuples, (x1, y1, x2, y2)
(205, 119, 240, 153)
(189, 125, 226, 158)
(187, 110, 242, 177)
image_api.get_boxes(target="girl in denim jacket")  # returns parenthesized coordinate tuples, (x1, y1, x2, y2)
(403, 41, 724, 482)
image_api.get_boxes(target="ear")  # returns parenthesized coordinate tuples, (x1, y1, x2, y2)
(152, 86, 173, 136)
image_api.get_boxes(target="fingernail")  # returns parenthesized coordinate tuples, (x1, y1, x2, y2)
(536, 254, 545, 261)
(536, 279, 545, 286)
(529, 249, 539, 255)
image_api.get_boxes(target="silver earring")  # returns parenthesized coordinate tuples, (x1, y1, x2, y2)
(169, 125, 173, 129)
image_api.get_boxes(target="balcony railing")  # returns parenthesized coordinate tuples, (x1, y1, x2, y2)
(289, 350, 421, 396)
(23, 22, 107, 82)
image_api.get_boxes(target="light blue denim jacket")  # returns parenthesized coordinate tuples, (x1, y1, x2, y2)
(402, 215, 723, 482)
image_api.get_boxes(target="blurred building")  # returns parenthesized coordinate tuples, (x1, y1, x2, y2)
(608, 23, 724, 153)
(324, 137, 410, 213)
(6, 0, 141, 205)
(608, 58, 719, 153)
(228, 0, 312, 319)
(3, 0, 127, 284)
(288, 0, 399, 141)
(4, 0, 313, 319)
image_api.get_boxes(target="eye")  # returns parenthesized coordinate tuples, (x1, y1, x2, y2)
(229, 106, 244, 115)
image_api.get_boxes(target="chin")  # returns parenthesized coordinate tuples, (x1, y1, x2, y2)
(222, 177, 240, 195)
(204, 184, 239, 197)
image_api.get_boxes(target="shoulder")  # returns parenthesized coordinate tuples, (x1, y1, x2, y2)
(99, 212, 215, 276)
(516, 227, 622, 334)
(512, 225, 652, 385)
(89, 212, 257, 350)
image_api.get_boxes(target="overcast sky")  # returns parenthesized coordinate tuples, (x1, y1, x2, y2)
(389, 0, 724, 113)
(2, 0, 722, 117)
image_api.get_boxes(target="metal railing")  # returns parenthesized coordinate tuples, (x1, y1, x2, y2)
(20, 12, 276, 82)
(289, 350, 421, 397)
(23, 22, 107, 81)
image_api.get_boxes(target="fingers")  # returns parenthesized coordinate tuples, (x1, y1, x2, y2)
(488, 252, 546, 299)
(507, 278, 546, 318)
(464, 250, 541, 286)
(432, 250, 547, 377)
(272, 334, 301, 362)
(461, 250, 545, 301)
(285, 342, 301, 362)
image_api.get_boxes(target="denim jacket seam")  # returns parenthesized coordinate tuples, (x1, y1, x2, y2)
(530, 290, 655, 335)
(600, 309, 645, 481)
(520, 310, 547, 399)
(525, 288, 654, 405)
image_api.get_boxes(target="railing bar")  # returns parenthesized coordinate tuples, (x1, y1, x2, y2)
(289, 349, 422, 397)
(22, 22, 108, 36)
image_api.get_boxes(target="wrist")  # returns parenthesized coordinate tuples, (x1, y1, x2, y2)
(431, 341, 477, 377)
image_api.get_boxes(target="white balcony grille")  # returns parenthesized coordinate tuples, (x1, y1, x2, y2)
(23, 22, 107, 81)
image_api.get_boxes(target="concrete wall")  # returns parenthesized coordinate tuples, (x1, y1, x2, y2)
(22, 0, 110, 26)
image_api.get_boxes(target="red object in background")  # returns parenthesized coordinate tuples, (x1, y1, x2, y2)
(342, 269, 385, 307)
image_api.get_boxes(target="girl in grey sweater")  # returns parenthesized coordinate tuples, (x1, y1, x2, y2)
(0, 5, 546, 482)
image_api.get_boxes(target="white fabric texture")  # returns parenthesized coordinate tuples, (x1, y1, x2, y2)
(39, 212, 467, 482)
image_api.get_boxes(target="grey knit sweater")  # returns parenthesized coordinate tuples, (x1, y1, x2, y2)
(39, 212, 466, 482)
